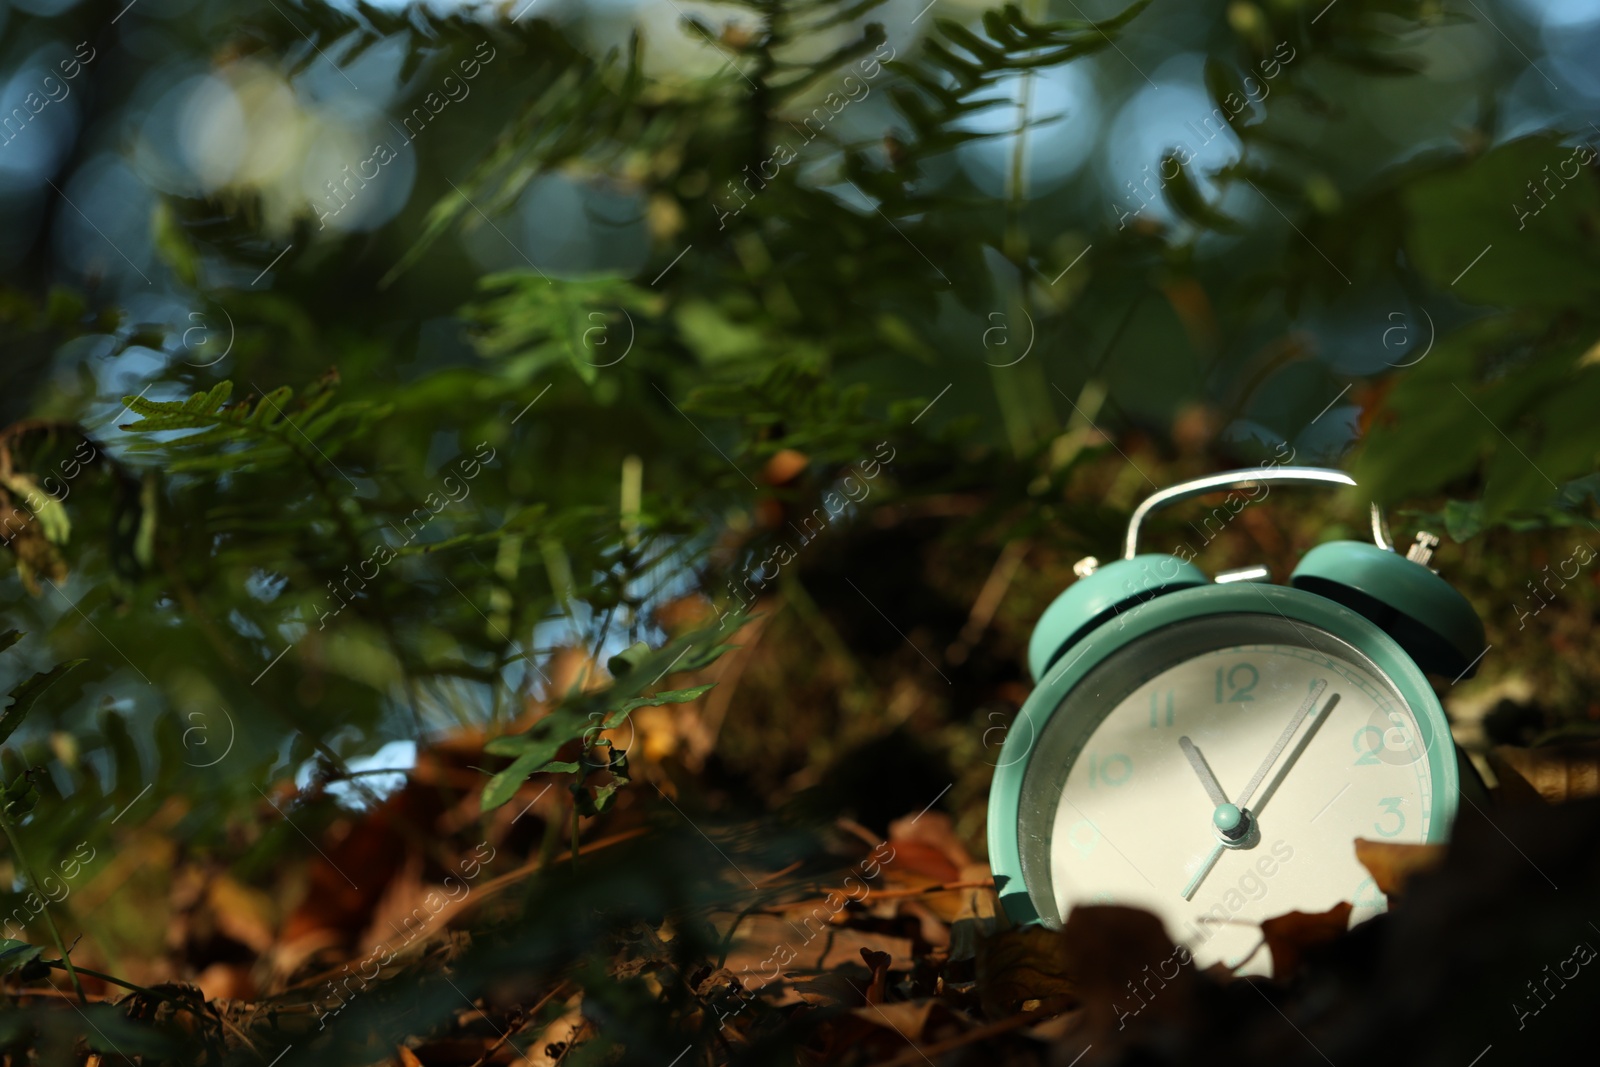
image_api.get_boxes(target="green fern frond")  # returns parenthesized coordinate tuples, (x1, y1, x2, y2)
(118, 380, 386, 475)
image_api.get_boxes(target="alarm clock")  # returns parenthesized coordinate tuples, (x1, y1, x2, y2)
(986, 466, 1487, 976)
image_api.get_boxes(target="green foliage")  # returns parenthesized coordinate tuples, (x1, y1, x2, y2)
(0, 0, 1598, 1058)
(1, 1, 1586, 835)
(881, 1, 1149, 168)
(467, 274, 664, 385)
(481, 627, 737, 812)
(1, 634, 83, 828)
(1350, 135, 1600, 530)
(119, 377, 390, 474)
(381, 28, 645, 286)
(1405, 135, 1600, 308)
(0, 660, 84, 749)
(0, 938, 43, 975)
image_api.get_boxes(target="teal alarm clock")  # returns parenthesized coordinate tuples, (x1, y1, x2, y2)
(986, 467, 1486, 975)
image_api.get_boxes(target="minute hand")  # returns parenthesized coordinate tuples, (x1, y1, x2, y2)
(1236, 678, 1327, 811)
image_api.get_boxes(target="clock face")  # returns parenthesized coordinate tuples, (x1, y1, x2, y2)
(1013, 612, 1443, 977)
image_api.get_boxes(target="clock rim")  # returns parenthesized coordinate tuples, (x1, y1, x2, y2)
(986, 581, 1460, 927)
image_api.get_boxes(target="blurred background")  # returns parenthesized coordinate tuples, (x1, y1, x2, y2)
(1, 0, 1600, 1063)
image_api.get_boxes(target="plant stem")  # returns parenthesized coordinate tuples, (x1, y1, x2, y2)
(0, 805, 85, 1004)
(570, 797, 581, 871)
(537, 795, 564, 869)
(993, 0, 1056, 457)
(43, 959, 162, 1002)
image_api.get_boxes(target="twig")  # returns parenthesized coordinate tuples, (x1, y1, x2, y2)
(947, 540, 1029, 664)
(759, 879, 996, 911)
(464, 981, 570, 1067)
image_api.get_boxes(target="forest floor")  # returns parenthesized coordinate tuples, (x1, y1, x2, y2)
(6, 446, 1600, 1065)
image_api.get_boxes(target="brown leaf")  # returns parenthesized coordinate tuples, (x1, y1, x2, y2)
(1057, 905, 1195, 1035)
(801, 1003, 927, 1066)
(194, 962, 254, 1002)
(1354, 837, 1445, 897)
(948, 863, 1006, 962)
(849, 998, 936, 1041)
(721, 912, 913, 1000)
(360, 862, 476, 961)
(541, 647, 608, 701)
(1489, 741, 1600, 804)
(1260, 902, 1353, 982)
(861, 947, 890, 1005)
(506, 1001, 587, 1067)
(207, 874, 277, 954)
(809, 928, 916, 975)
(792, 970, 861, 1009)
(653, 593, 715, 635)
(976, 924, 1076, 1020)
(895, 899, 953, 950)
(877, 840, 961, 885)
(4, 517, 67, 594)
(886, 810, 972, 879)
(276, 766, 469, 975)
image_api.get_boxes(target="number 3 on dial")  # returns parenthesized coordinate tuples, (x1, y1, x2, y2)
(1374, 796, 1405, 837)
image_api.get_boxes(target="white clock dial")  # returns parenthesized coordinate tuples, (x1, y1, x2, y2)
(1043, 636, 1433, 977)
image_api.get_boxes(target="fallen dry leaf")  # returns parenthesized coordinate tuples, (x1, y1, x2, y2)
(1260, 902, 1353, 982)
(976, 924, 1076, 1020)
(850, 997, 936, 1040)
(1354, 838, 1445, 897)
(887, 810, 972, 877)
(861, 947, 891, 1004)
(512, 1001, 588, 1067)
(876, 840, 962, 886)
(948, 863, 1006, 962)
(194, 962, 254, 1002)
(1056, 905, 1195, 1036)
(792, 970, 865, 1009)
(207, 874, 278, 954)
(722, 911, 914, 1000)
(1489, 741, 1600, 804)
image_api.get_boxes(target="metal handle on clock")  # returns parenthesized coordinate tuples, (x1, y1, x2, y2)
(1121, 466, 1359, 560)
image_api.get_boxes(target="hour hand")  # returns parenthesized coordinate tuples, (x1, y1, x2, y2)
(1177, 735, 1245, 902)
(1179, 736, 1230, 808)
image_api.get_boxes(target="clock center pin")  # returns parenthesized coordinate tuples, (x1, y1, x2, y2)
(1212, 803, 1244, 835)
